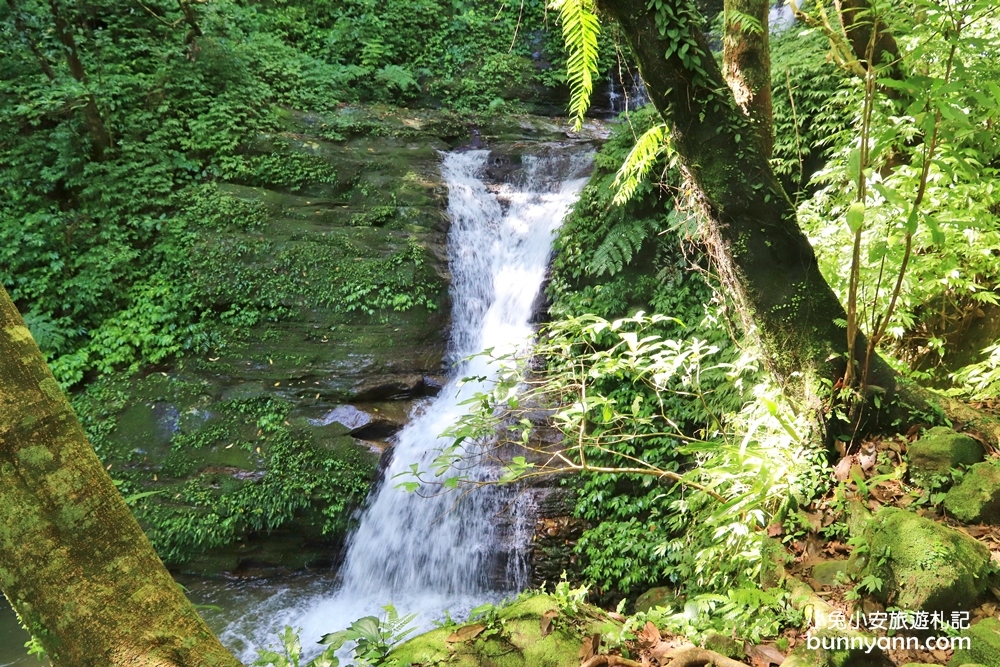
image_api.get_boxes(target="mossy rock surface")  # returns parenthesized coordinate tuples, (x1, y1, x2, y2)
(862, 508, 990, 611)
(389, 595, 617, 667)
(633, 586, 677, 613)
(782, 630, 891, 667)
(811, 560, 849, 586)
(68, 108, 601, 575)
(907, 427, 984, 483)
(945, 462, 1000, 524)
(949, 617, 1000, 667)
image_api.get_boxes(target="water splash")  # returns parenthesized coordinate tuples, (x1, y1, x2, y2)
(217, 146, 592, 661)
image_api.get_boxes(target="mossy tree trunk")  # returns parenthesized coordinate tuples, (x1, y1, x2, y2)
(834, 0, 900, 77)
(596, 0, 898, 414)
(722, 0, 772, 157)
(0, 286, 242, 667)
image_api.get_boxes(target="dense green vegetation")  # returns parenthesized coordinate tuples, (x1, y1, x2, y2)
(0, 0, 581, 388)
(6, 0, 1000, 664)
(440, 0, 1000, 648)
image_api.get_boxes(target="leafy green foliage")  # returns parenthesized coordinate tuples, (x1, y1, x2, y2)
(317, 605, 417, 667)
(551, 0, 601, 128)
(611, 123, 669, 206)
(769, 24, 854, 195)
(645, 586, 804, 645)
(0, 0, 593, 388)
(793, 0, 1000, 379)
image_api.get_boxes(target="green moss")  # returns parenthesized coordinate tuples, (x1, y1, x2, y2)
(389, 595, 617, 667)
(782, 630, 890, 667)
(944, 462, 1000, 524)
(811, 561, 849, 586)
(73, 374, 379, 570)
(907, 427, 984, 483)
(863, 508, 990, 611)
(634, 586, 677, 613)
(949, 618, 1000, 667)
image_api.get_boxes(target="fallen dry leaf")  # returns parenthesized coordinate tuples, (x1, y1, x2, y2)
(578, 633, 601, 662)
(636, 620, 661, 647)
(746, 643, 785, 666)
(445, 624, 485, 643)
(540, 609, 558, 637)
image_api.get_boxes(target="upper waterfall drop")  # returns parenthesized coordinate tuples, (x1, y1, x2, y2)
(219, 145, 593, 662)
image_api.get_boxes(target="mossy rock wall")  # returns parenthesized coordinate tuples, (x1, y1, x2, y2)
(71, 106, 604, 575)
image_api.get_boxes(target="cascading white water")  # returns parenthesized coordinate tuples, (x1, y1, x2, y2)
(217, 146, 592, 661)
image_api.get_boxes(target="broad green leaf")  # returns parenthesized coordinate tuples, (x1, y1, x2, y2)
(846, 201, 865, 234)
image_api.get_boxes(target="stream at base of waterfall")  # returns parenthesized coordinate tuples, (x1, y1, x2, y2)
(206, 146, 593, 662)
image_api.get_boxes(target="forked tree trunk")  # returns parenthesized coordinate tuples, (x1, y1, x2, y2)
(0, 286, 241, 667)
(596, 0, 898, 411)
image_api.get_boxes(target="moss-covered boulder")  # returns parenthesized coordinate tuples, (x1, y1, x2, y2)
(949, 617, 1000, 667)
(812, 560, 850, 586)
(388, 594, 618, 667)
(781, 630, 890, 667)
(861, 508, 990, 611)
(907, 427, 984, 482)
(634, 587, 677, 613)
(945, 462, 1000, 524)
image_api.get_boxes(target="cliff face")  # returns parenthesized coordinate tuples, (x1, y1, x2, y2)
(74, 106, 606, 576)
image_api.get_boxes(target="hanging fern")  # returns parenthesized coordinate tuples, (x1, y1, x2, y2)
(612, 123, 669, 205)
(588, 218, 657, 277)
(551, 0, 601, 129)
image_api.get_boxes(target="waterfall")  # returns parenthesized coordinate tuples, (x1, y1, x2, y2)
(607, 70, 650, 115)
(217, 146, 592, 661)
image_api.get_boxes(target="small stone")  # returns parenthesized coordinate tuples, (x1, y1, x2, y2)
(944, 462, 1000, 524)
(907, 427, 984, 483)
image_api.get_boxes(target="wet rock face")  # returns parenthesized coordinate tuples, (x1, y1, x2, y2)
(74, 106, 606, 576)
(860, 507, 990, 611)
(528, 488, 585, 591)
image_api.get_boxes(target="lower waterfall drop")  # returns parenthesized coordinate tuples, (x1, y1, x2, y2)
(220, 145, 592, 661)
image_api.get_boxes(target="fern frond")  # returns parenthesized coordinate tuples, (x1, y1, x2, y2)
(611, 124, 668, 206)
(551, 0, 600, 130)
(725, 9, 764, 35)
(589, 218, 655, 277)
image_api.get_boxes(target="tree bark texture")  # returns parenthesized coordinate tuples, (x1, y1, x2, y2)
(834, 0, 900, 77)
(722, 0, 772, 157)
(0, 286, 242, 667)
(596, 0, 897, 405)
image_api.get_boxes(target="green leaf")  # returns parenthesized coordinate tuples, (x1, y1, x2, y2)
(551, 0, 601, 130)
(846, 201, 865, 234)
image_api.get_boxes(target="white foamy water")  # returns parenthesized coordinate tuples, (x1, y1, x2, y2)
(216, 146, 592, 662)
